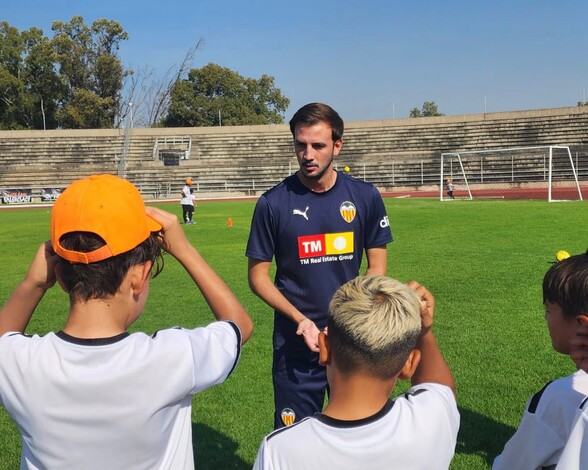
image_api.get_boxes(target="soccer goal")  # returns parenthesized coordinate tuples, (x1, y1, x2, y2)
(440, 145, 584, 202)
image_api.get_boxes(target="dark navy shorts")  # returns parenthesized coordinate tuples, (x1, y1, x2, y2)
(272, 349, 328, 429)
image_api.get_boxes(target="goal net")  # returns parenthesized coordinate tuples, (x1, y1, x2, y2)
(440, 145, 584, 202)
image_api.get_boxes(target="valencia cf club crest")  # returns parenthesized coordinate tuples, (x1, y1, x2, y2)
(339, 201, 356, 223)
(281, 408, 296, 426)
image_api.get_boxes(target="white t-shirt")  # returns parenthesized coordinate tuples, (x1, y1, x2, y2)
(180, 185, 193, 206)
(0, 321, 241, 470)
(253, 383, 459, 470)
(493, 370, 588, 470)
(556, 396, 588, 469)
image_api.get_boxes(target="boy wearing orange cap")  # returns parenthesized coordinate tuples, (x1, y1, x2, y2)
(0, 174, 252, 469)
(180, 177, 195, 224)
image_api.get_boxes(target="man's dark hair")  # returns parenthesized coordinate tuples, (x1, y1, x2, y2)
(543, 250, 588, 317)
(289, 103, 344, 142)
(58, 232, 164, 302)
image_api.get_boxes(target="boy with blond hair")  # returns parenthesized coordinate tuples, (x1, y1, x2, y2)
(493, 251, 588, 469)
(0, 174, 253, 469)
(253, 275, 459, 469)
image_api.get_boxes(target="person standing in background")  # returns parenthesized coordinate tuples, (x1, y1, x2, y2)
(446, 179, 454, 199)
(180, 178, 195, 224)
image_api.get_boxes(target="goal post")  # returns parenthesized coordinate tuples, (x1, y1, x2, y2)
(439, 153, 473, 201)
(440, 145, 584, 202)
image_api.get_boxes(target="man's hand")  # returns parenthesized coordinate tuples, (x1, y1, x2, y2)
(296, 318, 320, 353)
(407, 280, 435, 333)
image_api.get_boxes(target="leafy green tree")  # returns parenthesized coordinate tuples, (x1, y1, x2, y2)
(51, 16, 128, 128)
(21, 27, 63, 129)
(409, 101, 444, 118)
(163, 63, 289, 127)
(0, 22, 26, 129)
(0, 17, 128, 129)
(0, 22, 62, 129)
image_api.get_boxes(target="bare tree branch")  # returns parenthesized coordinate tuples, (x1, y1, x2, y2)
(120, 38, 204, 128)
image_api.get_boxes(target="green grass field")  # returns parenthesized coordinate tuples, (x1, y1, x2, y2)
(0, 197, 586, 469)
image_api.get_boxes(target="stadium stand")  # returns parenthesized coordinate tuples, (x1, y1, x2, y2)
(0, 106, 587, 202)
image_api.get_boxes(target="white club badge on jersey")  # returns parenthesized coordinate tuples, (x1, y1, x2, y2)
(281, 408, 296, 426)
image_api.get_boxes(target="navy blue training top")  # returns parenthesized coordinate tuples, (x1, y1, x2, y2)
(246, 172, 393, 353)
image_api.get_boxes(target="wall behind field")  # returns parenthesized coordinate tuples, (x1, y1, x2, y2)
(1, 106, 587, 200)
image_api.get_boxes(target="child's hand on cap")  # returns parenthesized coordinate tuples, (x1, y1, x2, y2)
(26, 241, 59, 292)
(145, 206, 190, 257)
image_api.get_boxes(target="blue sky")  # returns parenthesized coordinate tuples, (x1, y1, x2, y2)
(4, 0, 588, 122)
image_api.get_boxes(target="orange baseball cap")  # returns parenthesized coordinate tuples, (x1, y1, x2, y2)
(185, 178, 192, 185)
(51, 174, 162, 264)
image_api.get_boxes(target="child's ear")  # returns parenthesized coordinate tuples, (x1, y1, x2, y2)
(318, 331, 331, 366)
(130, 261, 153, 295)
(54, 263, 70, 294)
(577, 315, 588, 326)
(399, 349, 421, 380)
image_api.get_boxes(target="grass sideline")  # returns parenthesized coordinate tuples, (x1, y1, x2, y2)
(0, 197, 586, 469)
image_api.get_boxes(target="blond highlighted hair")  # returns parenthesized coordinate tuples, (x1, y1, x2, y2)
(328, 276, 422, 379)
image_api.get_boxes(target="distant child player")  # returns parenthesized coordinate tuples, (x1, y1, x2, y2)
(253, 276, 459, 470)
(446, 178, 455, 199)
(180, 177, 195, 224)
(0, 174, 253, 470)
(187, 188, 198, 224)
(493, 251, 588, 469)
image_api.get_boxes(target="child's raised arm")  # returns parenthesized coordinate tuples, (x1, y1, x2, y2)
(146, 206, 253, 344)
(407, 280, 456, 397)
(0, 241, 59, 335)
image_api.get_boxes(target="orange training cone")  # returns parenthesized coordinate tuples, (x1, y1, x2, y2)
(227, 217, 233, 227)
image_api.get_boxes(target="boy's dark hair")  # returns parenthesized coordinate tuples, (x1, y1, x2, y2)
(58, 232, 164, 302)
(289, 103, 344, 142)
(543, 250, 588, 317)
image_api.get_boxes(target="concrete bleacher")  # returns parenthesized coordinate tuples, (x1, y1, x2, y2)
(0, 105, 587, 202)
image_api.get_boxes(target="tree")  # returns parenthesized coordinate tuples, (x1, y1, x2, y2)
(163, 63, 290, 127)
(0, 17, 129, 130)
(21, 27, 64, 129)
(0, 22, 30, 129)
(51, 16, 128, 128)
(0, 22, 63, 129)
(121, 39, 204, 128)
(409, 101, 444, 118)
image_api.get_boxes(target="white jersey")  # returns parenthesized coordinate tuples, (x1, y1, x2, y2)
(180, 185, 193, 206)
(253, 383, 459, 470)
(493, 370, 588, 470)
(556, 396, 588, 469)
(0, 321, 241, 470)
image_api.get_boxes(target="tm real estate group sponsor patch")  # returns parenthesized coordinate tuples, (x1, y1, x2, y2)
(298, 232, 354, 265)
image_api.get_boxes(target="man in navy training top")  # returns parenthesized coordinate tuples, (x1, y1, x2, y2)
(246, 102, 393, 429)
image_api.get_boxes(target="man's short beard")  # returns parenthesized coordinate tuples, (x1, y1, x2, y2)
(304, 156, 333, 180)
